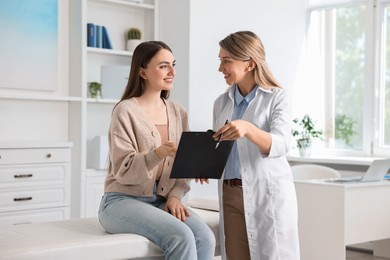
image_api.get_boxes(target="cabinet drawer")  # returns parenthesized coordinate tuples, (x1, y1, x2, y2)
(0, 147, 71, 165)
(0, 188, 68, 212)
(0, 207, 69, 226)
(0, 164, 70, 188)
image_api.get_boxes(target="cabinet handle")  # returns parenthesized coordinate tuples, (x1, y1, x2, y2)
(46, 153, 52, 158)
(14, 197, 33, 202)
(14, 174, 33, 179)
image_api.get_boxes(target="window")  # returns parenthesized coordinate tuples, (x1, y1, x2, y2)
(304, 0, 390, 156)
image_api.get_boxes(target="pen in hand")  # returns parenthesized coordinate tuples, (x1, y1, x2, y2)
(215, 119, 229, 149)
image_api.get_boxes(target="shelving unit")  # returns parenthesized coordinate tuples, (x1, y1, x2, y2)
(84, 0, 158, 93)
(69, 0, 159, 217)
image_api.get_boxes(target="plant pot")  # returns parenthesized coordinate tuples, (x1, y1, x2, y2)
(126, 39, 142, 52)
(297, 138, 312, 157)
(88, 82, 102, 99)
(88, 90, 101, 99)
(298, 146, 311, 157)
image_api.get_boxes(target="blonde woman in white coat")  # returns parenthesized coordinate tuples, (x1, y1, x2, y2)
(212, 31, 300, 260)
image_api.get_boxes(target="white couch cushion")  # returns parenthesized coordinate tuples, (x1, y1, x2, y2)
(0, 208, 219, 260)
(0, 217, 164, 260)
(186, 197, 219, 212)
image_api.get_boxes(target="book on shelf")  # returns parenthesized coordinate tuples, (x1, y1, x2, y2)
(96, 25, 103, 48)
(87, 24, 113, 50)
(102, 26, 113, 49)
(87, 23, 96, 47)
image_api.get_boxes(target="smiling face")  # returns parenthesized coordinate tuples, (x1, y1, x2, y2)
(140, 48, 176, 93)
(218, 47, 252, 87)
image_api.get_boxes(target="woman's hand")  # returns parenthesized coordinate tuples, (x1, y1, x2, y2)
(165, 197, 190, 221)
(213, 120, 248, 141)
(195, 178, 209, 184)
(155, 141, 176, 159)
(214, 119, 272, 154)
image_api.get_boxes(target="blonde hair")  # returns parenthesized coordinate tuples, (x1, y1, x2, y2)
(219, 31, 281, 88)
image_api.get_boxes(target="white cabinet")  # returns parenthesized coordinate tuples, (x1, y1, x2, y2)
(81, 169, 106, 217)
(0, 142, 72, 226)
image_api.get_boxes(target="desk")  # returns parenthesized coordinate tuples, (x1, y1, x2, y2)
(295, 180, 390, 260)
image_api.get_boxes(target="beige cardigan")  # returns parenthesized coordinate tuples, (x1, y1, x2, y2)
(105, 98, 191, 200)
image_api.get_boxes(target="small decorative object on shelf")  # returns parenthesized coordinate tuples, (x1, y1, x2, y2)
(88, 82, 102, 99)
(292, 114, 323, 157)
(126, 27, 142, 52)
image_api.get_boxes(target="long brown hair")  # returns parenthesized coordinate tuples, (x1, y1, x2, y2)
(219, 31, 281, 88)
(120, 41, 172, 102)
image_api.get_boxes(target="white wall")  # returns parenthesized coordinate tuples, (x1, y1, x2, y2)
(158, 0, 190, 112)
(160, 0, 307, 198)
(0, 0, 70, 143)
(188, 0, 307, 131)
(161, 0, 307, 130)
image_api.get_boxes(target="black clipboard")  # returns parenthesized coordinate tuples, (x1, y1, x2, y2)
(170, 130, 234, 179)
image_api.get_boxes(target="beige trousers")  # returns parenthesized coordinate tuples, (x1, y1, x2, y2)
(223, 182, 250, 260)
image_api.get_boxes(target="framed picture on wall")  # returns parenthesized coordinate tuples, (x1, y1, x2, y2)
(0, 0, 58, 91)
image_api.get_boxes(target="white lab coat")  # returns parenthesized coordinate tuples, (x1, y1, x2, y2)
(213, 86, 300, 260)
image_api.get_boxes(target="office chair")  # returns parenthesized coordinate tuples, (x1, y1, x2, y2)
(291, 164, 341, 180)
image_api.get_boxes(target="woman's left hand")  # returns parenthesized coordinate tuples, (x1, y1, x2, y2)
(165, 197, 190, 221)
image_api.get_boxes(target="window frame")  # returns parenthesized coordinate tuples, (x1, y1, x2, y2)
(374, 0, 390, 155)
(304, 0, 390, 156)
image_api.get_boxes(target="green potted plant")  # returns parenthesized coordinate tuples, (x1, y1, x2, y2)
(292, 114, 323, 157)
(88, 82, 102, 99)
(126, 27, 142, 52)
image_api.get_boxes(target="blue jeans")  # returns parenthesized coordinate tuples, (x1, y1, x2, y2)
(98, 192, 215, 260)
